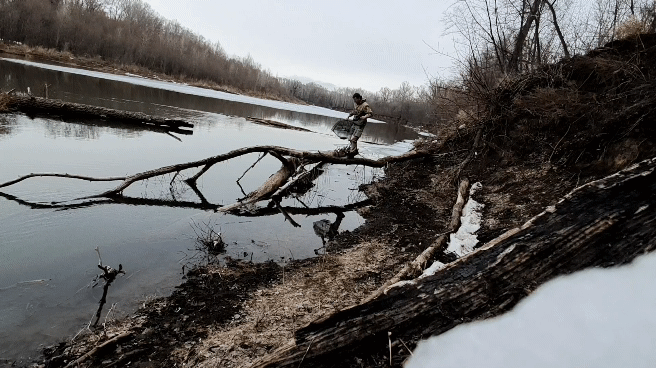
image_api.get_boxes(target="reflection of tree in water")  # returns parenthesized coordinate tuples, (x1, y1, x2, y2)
(1, 58, 420, 143)
(0, 115, 17, 138)
(42, 119, 148, 140)
(313, 212, 345, 245)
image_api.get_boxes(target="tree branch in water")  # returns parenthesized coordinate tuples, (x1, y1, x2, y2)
(0, 145, 429, 213)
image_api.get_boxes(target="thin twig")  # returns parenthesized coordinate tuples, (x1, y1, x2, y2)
(95, 247, 103, 266)
(297, 337, 315, 368)
(399, 338, 414, 356)
(103, 302, 118, 328)
(548, 121, 574, 162)
(237, 152, 268, 182)
(274, 199, 301, 228)
(170, 171, 180, 186)
(0, 173, 126, 190)
(165, 131, 183, 142)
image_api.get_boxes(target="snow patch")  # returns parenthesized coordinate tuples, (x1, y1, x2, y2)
(419, 260, 445, 278)
(446, 182, 484, 257)
(404, 251, 656, 368)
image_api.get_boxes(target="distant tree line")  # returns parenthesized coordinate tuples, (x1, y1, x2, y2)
(3, 0, 652, 130)
(0, 0, 435, 125)
(438, 0, 656, 123)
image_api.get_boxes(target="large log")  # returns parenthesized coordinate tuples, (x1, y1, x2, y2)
(3, 94, 194, 134)
(252, 156, 656, 367)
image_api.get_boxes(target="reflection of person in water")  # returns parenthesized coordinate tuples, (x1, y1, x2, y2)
(313, 212, 345, 246)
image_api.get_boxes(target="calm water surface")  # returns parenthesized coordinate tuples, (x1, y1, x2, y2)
(0, 57, 418, 362)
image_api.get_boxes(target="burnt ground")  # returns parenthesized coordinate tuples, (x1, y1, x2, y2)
(16, 33, 656, 367)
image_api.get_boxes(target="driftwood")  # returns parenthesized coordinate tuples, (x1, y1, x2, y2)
(64, 331, 133, 368)
(246, 116, 312, 132)
(362, 178, 470, 303)
(2, 93, 194, 135)
(252, 156, 656, 367)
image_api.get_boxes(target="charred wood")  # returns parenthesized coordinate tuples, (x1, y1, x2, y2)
(253, 156, 656, 367)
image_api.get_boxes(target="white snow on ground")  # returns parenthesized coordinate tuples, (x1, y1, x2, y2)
(419, 260, 446, 279)
(405, 251, 656, 368)
(420, 182, 484, 278)
(446, 182, 484, 257)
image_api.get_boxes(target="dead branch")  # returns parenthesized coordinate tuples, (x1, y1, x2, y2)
(272, 162, 326, 200)
(362, 178, 470, 303)
(219, 159, 298, 213)
(0, 145, 430, 214)
(64, 331, 133, 368)
(274, 199, 302, 228)
(252, 155, 656, 368)
(455, 128, 483, 178)
(237, 152, 268, 183)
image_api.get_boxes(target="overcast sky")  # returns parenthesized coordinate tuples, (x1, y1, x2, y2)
(144, 0, 458, 92)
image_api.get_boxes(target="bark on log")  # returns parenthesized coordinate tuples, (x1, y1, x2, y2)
(3, 94, 194, 134)
(252, 156, 656, 368)
(218, 161, 297, 213)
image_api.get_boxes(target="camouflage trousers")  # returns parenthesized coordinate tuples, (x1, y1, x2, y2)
(348, 122, 366, 150)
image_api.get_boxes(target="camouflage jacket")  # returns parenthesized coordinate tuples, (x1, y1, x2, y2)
(351, 101, 373, 124)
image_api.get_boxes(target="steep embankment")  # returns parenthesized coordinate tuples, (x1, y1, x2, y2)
(34, 34, 656, 368)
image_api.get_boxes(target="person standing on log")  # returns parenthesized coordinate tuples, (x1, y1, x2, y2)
(346, 93, 373, 152)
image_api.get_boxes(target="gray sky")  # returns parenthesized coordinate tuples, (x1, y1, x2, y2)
(145, 0, 458, 92)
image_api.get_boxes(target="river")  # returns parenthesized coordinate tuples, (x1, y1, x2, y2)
(0, 56, 418, 363)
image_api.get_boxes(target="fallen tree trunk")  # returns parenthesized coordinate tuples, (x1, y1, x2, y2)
(246, 116, 312, 132)
(0, 145, 429, 201)
(252, 156, 656, 367)
(218, 156, 299, 213)
(2, 93, 194, 134)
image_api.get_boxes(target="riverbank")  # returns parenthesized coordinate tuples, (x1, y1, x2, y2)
(0, 42, 306, 106)
(16, 33, 656, 367)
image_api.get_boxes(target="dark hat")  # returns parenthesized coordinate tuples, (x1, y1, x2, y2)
(352, 93, 362, 99)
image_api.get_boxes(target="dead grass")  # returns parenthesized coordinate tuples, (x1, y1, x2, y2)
(615, 17, 650, 40)
(185, 241, 400, 368)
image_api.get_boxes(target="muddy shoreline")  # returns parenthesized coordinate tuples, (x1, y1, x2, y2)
(25, 150, 576, 368)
